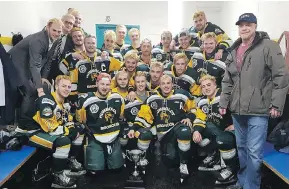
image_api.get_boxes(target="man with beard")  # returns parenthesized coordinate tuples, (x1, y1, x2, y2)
(139, 38, 152, 66)
(76, 73, 125, 174)
(101, 30, 123, 61)
(58, 27, 86, 104)
(133, 75, 195, 183)
(64, 35, 100, 95)
(111, 51, 138, 87)
(120, 72, 152, 169)
(136, 39, 153, 75)
(191, 32, 227, 87)
(16, 75, 86, 188)
(120, 28, 141, 56)
(146, 61, 164, 91)
(192, 75, 237, 186)
(9, 18, 63, 124)
(115, 25, 128, 52)
(111, 71, 129, 98)
(171, 11, 231, 60)
(152, 31, 175, 68)
(48, 14, 75, 82)
(164, 53, 202, 97)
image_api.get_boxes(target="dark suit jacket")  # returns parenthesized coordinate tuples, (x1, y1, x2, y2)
(0, 43, 22, 124)
(8, 30, 57, 95)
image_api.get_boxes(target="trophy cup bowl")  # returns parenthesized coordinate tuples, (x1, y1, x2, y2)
(124, 149, 146, 189)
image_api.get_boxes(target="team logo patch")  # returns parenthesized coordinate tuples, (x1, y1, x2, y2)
(151, 101, 158, 110)
(192, 59, 198, 68)
(79, 65, 87, 73)
(160, 112, 170, 124)
(55, 111, 61, 120)
(42, 107, 53, 117)
(156, 54, 162, 61)
(131, 107, 139, 116)
(202, 105, 209, 114)
(104, 112, 114, 123)
(90, 104, 99, 114)
(215, 28, 222, 34)
(42, 98, 55, 106)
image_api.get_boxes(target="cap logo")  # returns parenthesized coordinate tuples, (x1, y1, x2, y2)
(241, 14, 250, 19)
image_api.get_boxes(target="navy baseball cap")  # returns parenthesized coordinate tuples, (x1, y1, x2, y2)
(235, 13, 257, 25)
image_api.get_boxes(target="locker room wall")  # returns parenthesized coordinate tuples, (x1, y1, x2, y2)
(1, 1, 288, 47)
(0, 1, 168, 45)
(221, 1, 289, 41)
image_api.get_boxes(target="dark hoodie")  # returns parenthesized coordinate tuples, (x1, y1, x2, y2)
(220, 31, 289, 116)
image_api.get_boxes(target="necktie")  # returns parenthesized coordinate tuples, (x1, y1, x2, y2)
(56, 34, 64, 61)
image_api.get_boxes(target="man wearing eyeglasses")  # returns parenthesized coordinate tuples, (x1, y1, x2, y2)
(48, 14, 75, 82)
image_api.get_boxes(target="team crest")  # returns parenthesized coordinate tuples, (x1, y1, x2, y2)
(130, 107, 139, 116)
(90, 104, 99, 114)
(160, 111, 170, 124)
(202, 105, 209, 114)
(156, 54, 162, 61)
(79, 65, 87, 73)
(55, 111, 61, 120)
(151, 101, 158, 110)
(192, 59, 198, 68)
(104, 112, 114, 123)
(215, 28, 222, 34)
(42, 107, 52, 117)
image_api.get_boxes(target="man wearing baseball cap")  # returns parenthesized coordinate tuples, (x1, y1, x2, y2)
(219, 13, 289, 189)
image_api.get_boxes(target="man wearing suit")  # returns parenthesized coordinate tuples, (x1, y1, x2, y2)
(8, 18, 63, 124)
(48, 14, 75, 82)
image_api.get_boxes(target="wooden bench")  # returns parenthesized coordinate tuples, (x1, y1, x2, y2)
(0, 146, 36, 187)
(263, 142, 289, 185)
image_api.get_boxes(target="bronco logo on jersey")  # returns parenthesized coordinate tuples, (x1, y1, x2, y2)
(104, 112, 114, 123)
(160, 112, 170, 124)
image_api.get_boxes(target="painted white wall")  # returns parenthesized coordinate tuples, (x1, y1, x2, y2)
(0, 1, 54, 36)
(221, 1, 289, 41)
(181, 1, 224, 32)
(0, 1, 168, 45)
(2, 1, 289, 47)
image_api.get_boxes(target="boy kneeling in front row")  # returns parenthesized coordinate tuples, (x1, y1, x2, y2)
(16, 75, 86, 188)
(193, 75, 238, 185)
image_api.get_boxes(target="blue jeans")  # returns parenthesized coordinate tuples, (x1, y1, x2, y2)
(232, 114, 269, 189)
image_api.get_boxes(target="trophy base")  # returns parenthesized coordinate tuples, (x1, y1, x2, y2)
(124, 175, 145, 189)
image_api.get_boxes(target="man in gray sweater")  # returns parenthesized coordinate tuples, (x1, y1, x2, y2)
(219, 13, 289, 189)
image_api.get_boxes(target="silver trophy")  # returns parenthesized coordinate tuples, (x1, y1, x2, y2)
(124, 149, 146, 189)
(127, 149, 145, 178)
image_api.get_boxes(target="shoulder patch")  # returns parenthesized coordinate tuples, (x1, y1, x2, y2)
(42, 106, 53, 117)
(90, 104, 99, 114)
(79, 65, 87, 73)
(130, 107, 139, 115)
(42, 98, 55, 106)
(215, 28, 223, 35)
